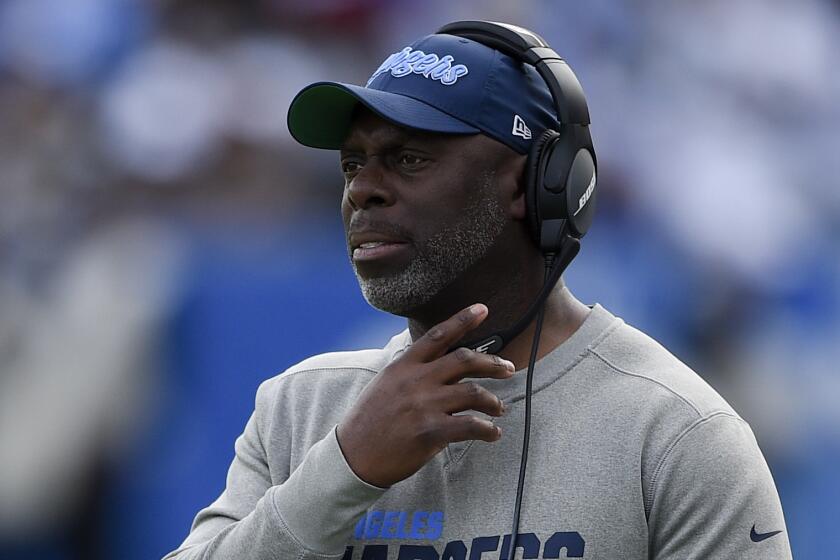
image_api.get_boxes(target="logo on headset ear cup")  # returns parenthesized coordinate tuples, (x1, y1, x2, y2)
(564, 149, 596, 237)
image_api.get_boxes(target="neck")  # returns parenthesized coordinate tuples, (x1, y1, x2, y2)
(493, 282, 590, 370)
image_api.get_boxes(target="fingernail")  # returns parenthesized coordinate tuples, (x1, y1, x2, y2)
(504, 360, 516, 372)
(469, 304, 486, 316)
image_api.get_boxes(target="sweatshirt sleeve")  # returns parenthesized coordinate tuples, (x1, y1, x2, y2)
(162, 381, 388, 560)
(647, 413, 792, 559)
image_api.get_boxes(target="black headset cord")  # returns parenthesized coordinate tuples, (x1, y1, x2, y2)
(506, 250, 555, 560)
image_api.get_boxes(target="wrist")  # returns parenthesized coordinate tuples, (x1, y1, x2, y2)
(336, 422, 391, 489)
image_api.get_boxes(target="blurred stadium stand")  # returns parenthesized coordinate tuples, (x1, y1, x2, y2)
(0, 0, 838, 558)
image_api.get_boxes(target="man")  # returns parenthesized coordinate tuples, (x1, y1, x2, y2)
(164, 26, 791, 560)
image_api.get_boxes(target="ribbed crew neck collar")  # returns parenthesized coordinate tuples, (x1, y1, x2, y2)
(383, 304, 622, 403)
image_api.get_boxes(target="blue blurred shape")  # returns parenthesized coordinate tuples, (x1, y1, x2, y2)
(100, 214, 403, 559)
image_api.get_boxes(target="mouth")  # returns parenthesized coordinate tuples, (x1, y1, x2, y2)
(348, 227, 414, 275)
(352, 241, 410, 262)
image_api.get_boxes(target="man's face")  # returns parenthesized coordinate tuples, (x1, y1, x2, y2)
(340, 110, 514, 316)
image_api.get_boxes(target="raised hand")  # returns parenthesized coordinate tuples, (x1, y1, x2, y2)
(336, 304, 515, 488)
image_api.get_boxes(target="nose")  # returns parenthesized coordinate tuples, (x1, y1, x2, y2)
(344, 157, 394, 211)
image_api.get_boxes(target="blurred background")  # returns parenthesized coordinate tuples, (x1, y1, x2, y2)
(0, 0, 837, 558)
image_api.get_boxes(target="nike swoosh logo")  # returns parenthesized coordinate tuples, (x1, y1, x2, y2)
(751, 524, 783, 543)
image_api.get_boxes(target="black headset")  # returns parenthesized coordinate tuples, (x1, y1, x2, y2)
(438, 20, 597, 356)
(436, 20, 597, 255)
(436, 21, 597, 560)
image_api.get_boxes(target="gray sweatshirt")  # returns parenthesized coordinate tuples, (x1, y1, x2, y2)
(163, 304, 791, 559)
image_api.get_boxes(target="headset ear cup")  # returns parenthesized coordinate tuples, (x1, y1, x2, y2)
(524, 129, 560, 247)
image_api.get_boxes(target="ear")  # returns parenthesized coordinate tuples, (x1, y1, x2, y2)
(504, 154, 528, 220)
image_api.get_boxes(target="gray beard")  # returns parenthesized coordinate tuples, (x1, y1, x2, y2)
(351, 171, 508, 316)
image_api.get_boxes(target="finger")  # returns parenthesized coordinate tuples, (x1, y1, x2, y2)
(405, 303, 488, 362)
(439, 414, 502, 444)
(435, 382, 506, 417)
(433, 346, 516, 384)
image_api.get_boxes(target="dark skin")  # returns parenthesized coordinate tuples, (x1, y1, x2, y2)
(336, 108, 590, 487)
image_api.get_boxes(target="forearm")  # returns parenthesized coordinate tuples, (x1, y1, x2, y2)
(162, 487, 316, 560)
(163, 426, 387, 560)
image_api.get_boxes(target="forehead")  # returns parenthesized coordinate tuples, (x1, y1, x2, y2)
(340, 106, 470, 152)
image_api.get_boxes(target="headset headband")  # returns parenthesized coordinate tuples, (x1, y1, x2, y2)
(436, 20, 591, 126)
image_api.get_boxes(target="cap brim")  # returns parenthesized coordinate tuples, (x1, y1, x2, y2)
(287, 82, 480, 149)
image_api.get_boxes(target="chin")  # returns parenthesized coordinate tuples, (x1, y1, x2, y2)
(356, 274, 438, 318)
(360, 292, 415, 317)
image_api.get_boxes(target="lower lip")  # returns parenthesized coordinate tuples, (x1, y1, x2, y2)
(353, 243, 409, 262)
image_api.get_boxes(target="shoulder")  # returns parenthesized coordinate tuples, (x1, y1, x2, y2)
(244, 329, 412, 455)
(580, 307, 767, 516)
(586, 309, 738, 421)
(254, 328, 412, 408)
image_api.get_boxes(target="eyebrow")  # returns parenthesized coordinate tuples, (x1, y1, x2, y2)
(340, 129, 422, 153)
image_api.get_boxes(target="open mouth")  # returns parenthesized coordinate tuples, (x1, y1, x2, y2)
(352, 241, 410, 262)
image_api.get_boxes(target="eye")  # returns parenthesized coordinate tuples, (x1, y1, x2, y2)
(341, 159, 362, 176)
(398, 152, 426, 169)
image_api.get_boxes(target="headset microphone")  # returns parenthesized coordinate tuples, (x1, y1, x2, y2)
(437, 20, 597, 560)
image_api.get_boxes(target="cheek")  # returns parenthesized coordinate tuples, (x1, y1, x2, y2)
(340, 193, 353, 225)
(406, 201, 463, 243)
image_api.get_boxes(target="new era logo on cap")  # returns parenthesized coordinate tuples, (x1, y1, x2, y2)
(512, 114, 531, 139)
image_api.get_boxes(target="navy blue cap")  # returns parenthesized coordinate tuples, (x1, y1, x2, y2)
(287, 33, 558, 155)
